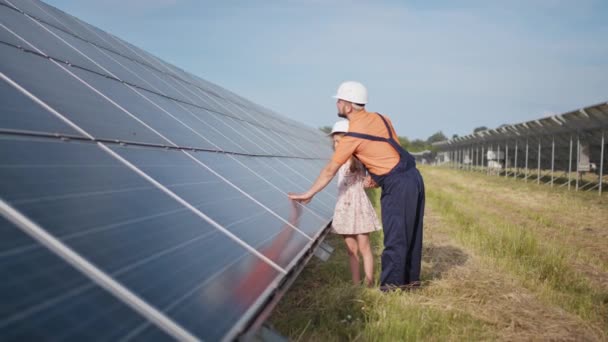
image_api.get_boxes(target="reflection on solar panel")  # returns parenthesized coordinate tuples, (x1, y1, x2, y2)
(433, 102, 608, 195)
(0, 0, 336, 340)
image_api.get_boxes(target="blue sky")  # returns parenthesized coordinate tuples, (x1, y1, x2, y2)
(45, 0, 608, 140)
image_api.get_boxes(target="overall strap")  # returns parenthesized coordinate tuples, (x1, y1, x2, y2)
(376, 113, 394, 139)
(343, 113, 416, 180)
(343, 113, 404, 155)
(376, 113, 407, 156)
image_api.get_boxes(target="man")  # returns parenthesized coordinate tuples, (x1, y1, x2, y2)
(289, 81, 425, 289)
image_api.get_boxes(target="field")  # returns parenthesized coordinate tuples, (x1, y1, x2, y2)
(269, 166, 608, 341)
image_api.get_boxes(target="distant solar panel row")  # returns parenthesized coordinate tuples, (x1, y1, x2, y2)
(433, 102, 607, 193)
(435, 103, 608, 146)
(0, 1, 335, 341)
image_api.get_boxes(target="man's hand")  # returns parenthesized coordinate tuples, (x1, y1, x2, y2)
(363, 175, 379, 189)
(288, 192, 313, 204)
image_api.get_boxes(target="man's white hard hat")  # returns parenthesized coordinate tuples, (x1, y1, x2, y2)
(329, 120, 349, 135)
(333, 81, 368, 104)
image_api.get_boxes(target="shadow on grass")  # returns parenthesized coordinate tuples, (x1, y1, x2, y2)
(422, 243, 469, 281)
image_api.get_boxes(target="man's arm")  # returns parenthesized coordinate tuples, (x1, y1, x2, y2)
(288, 160, 342, 204)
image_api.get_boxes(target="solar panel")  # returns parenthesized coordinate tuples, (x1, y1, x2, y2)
(0, 0, 336, 340)
(0, 76, 81, 135)
(433, 102, 607, 193)
(0, 217, 175, 341)
(0, 43, 171, 145)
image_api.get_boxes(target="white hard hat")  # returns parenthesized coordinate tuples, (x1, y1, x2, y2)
(329, 120, 349, 135)
(333, 81, 368, 104)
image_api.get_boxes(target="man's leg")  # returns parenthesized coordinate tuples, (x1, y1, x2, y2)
(379, 187, 407, 286)
(404, 170, 425, 284)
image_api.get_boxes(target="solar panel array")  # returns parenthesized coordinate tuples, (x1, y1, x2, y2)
(433, 102, 607, 192)
(0, 1, 336, 340)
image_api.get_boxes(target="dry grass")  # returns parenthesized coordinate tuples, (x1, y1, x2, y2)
(269, 166, 608, 341)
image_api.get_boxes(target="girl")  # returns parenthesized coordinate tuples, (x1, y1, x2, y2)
(329, 120, 381, 287)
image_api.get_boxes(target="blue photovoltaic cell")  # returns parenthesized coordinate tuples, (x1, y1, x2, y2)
(0, 217, 172, 341)
(0, 5, 107, 75)
(0, 76, 82, 136)
(109, 144, 311, 268)
(0, 43, 171, 145)
(110, 36, 188, 79)
(19, 3, 325, 157)
(67, 16, 147, 63)
(0, 137, 282, 340)
(192, 152, 329, 238)
(11, 0, 100, 46)
(36, 21, 146, 84)
(67, 68, 218, 150)
(3, 0, 72, 34)
(173, 104, 250, 153)
(112, 58, 192, 102)
(230, 119, 286, 156)
(144, 68, 209, 104)
(278, 158, 339, 205)
(241, 157, 334, 220)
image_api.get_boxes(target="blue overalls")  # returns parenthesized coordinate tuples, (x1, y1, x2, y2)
(345, 114, 425, 287)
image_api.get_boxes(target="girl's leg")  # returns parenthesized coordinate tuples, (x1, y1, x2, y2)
(356, 233, 374, 287)
(343, 235, 360, 285)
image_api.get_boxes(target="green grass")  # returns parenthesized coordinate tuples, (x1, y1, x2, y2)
(270, 166, 608, 341)
(270, 187, 493, 341)
(425, 167, 608, 335)
(428, 189, 606, 325)
(269, 234, 493, 342)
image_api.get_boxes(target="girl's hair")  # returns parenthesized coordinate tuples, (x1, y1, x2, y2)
(333, 133, 364, 173)
(349, 156, 363, 173)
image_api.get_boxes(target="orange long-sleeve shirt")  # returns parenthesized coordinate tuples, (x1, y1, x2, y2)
(331, 110, 401, 175)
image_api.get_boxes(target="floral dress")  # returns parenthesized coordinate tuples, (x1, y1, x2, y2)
(331, 160, 381, 235)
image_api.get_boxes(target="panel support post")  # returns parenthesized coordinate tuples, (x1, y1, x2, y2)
(525, 139, 529, 182)
(568, 135, 573, 190)
(314, 242, 334, 262)
(474, 145, 477, 171)
(551, 136, 555, 187)
(514, 140, 518, 179)
(505, 142, 509, 178)
(497, 143, 501, 177)
(488, 144, 493, 175)
(451, 150, 454, 168)
(470, 146, 473, 171)
(482, 144, 485, 173)
(537, 139, 542, 185)
(576, 135, 580, 191)
(600, 131, 605, 196)
(478, 145, 481, 172)
(249, 324, 289, 342)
